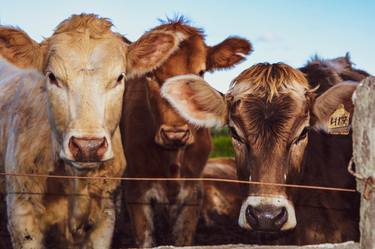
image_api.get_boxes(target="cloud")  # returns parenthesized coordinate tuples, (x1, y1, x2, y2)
(256, 32, 283, 43)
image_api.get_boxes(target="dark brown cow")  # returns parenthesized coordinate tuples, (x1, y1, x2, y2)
(161, 55, 370, 245)
(121, 18, 252, 247)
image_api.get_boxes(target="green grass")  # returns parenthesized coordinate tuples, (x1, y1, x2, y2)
(210, 128, 235, 158)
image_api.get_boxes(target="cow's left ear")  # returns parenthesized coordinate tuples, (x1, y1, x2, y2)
(206, 37, 253, 71)
(311, 82, 358, 134)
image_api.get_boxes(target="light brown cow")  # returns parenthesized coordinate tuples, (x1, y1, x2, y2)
(161, 59, 369, 244)
(121, 18, 252, 247)
(0, 14, 188, 249)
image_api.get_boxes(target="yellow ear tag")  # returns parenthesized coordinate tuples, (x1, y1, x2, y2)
(327, 104, 350, 135)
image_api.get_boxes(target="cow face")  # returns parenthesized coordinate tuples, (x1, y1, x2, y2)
(161, 63, 359, 232)
(0, 14, 185, 169)
(148, 20, 252, 149)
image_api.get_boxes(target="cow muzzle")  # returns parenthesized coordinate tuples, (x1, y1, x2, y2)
(238, 196, 296, 232)
(155, 124, 194, 149)
(61, 131, 114, 167)
(68, 136, 108, 162)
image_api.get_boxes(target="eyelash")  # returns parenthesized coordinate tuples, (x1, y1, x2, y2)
(295, 126, 310, 144)
(46, 72, 60, 87)
(229, 126, 243, 143)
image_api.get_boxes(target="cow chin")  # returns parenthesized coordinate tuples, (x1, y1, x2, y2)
(69, 161, 101, 171)
(238, 195, 296, 232)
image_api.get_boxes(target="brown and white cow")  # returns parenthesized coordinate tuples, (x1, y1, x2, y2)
(161, 56, 370, 244)
(0, 14, 188, 249)
(121, 18, 252, 247)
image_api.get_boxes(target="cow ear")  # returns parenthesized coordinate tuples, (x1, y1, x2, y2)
(126, 30, 185, 79)
(0, 26, 45, 70)
(311, 82, 357, 134)
(207, 37, 252, 71)
(161, 74, 228, 128)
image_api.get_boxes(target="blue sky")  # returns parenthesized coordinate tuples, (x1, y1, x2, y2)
(1, 0, 374, 92)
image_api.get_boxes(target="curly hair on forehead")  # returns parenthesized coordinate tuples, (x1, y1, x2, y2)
(53, 13, 114, 38)
(229, 62, 309, 102)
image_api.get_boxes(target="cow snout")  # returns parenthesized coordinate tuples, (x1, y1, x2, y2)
(246, 205, 288, 231)
(68, 136, 108, 162)
(156, 124, 194, 148)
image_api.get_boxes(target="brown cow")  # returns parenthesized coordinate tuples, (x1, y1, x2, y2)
(121, 18, 252, 247)
(161, 56, 370, 245)
(0, 14, 189, 249)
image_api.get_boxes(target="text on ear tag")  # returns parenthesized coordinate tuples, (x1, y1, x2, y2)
(327, 104, 350, 135)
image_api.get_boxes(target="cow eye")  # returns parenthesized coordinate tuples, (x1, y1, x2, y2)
(295, 126, 310, 144)
(117, 73, 125, 84)
(46, 72, 60, 87)
(229, 126, 243, 143)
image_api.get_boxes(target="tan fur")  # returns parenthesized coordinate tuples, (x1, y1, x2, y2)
(0, 13, 186, 249)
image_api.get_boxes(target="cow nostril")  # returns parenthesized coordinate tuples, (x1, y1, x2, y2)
(96, 137, 108, 158)
(273, 207, 288, 227)
(246, 206, 259, 228)
(69, 137, 82, 159)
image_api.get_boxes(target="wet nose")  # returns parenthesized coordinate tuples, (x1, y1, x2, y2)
(159, 124, 192, 148)
(68, 136, 108, 162)
(246, 205, 288, 231)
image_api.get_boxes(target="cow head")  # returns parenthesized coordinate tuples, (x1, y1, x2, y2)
(161, 62, 361, 232)
(145, 18, 252, 149)
(0, 14, 185, 169)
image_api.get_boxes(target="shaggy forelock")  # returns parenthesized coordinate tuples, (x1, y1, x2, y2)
(53, 13, 114, 38)
(228, 63, 309, 102)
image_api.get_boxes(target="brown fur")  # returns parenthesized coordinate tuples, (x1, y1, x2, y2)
(205, 57, 369, 244)
(161, 55, 369, 245)
(121, 18, 252, 247)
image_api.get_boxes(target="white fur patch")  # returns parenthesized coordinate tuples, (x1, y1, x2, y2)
(238, 195, 296, 231)
(235, 52, 247, 58)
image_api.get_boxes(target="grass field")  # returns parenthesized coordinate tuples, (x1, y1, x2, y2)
(210, 128, 235, 158)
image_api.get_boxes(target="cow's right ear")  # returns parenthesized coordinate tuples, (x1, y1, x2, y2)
(126, 30, 186, 79)
(161, 75, 228, 128)
(0, 26, 45, 70)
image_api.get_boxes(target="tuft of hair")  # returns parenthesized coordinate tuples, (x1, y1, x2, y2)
(305, 53, 370, 83)
(53, 13, 114, 38)
(230, 63, 308, 102)
(152, 15, 205, 39)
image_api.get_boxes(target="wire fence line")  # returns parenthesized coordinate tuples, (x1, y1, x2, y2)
(0, 172, 356, 193)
